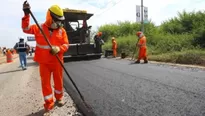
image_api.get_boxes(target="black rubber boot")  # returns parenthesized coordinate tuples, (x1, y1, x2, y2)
(144, 60, 148, 63)
(135, 60, 140, 64)
(144, 57, 148, 64)
(55, 100, 65, 107)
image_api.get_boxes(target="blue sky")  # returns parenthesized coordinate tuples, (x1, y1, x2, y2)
(0, 0, 205, 48)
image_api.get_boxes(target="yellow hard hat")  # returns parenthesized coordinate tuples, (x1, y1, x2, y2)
(49, 5, 65, 21)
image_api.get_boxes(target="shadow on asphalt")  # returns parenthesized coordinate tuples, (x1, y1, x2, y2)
(0, 69, 22, 75)
(26, 62, 39, 67)
(129, 62, 149, 65)
(64, 56, 101, 63)
(25, 109, 44, 116)
(27, 57, 34, 60)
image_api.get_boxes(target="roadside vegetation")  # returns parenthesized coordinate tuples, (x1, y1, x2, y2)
(97, 10, 205, 66)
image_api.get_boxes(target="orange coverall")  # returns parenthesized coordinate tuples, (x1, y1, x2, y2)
(137, 36, 147, 61)
(21, 11, 69, 110)
(112, 40, 117, 57)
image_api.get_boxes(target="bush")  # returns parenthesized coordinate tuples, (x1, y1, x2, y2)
(102, 35, 137, 56)
(102, 33, 195, 55)
(149, 50, 205, 65)
(98, 21, 155, 42)
(147, 33, 194, 53)
(97, 10, 205, 66)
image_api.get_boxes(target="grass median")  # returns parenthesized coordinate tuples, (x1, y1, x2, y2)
(149, 50, 205, 66)
(98, 11, 205, 67)
(102, 35, 205, 66)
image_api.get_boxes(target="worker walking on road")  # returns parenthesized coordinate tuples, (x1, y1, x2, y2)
(14, 37, 30, 70)
(135, 31, 148, 64)
(22, 1, 69, 115)
(112, 37, 117, 58)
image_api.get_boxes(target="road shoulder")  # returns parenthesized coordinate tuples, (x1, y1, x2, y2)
(0, 57, 78, 116)
(112, 57, 205, 70)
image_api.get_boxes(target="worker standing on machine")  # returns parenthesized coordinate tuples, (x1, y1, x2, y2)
(94, 32, 104, 53)
(22, 1, 69, 115)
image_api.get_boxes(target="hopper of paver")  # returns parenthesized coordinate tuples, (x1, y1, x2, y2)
(63, 8, 102, 59)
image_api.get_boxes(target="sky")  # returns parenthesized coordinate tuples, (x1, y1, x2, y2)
(0, 0, 205, 48)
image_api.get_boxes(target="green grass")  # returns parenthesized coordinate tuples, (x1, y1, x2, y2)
(102, 35, 137, 56)
(149, 50, 205, 65)
(102, 35, 205, 66)
(98, 11, 205, 67)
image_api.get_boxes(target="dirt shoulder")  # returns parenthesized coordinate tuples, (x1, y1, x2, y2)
(0, 57, 78, 116)
(0, 54, 18, 64)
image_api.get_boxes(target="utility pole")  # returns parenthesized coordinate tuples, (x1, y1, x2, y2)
(141, 0, 144, 32)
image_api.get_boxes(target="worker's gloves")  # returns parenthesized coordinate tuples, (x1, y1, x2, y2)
(23, 1, 31, 15)
(50, 46, 60, 55)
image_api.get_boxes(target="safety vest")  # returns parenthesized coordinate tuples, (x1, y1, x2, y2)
(138, 36, 147, 49)
(35, 24, 63, 50)
(16, 42, 27, 52)
(112, 41, 117, 49)
(33, 24, 68, 64)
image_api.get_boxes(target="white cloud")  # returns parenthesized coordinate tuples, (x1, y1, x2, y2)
(0, 0, 204, 48)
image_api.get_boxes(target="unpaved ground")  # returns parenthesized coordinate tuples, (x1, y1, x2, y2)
(0, 56, 78, 116)
(0, 54, 18, 64)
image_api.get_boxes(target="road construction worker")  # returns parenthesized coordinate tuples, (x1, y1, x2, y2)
(3, 48, 6, 56)
(0, 47, 2, 55)
(22, 1, 69, 115)
(135, 31, 148, 63)
(112, 37, 117, 57)
(94, 32, 104, 53)
(14, 37, 30, 70)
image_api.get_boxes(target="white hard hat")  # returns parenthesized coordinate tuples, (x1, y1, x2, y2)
(19, 37, 24, 40)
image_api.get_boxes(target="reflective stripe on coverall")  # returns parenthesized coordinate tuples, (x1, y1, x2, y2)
(112, 40, 117, 57)
(21, 12, 69, 110)
(137, 36, 147, 61)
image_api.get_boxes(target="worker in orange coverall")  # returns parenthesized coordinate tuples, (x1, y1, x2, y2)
(22, 1, 69, 115)
(112, 37, 117, 57)
(135, 31, 148, 64)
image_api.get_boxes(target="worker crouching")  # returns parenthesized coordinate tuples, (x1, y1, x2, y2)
(135, 31, 148, 64)
(22, 1, 69, 115)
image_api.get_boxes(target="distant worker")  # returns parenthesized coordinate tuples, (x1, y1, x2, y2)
(14, 37, 30, 70)
(111, 37, 117, 57)
(3, 48, 6, 56)
(31, 47, 34, 53)
(135, 31, 148, 63)
(94, 32, 104, 53)
(0, 47, 2, 55)
(22, 1, 69, 115)
(29, 46, 32, 56)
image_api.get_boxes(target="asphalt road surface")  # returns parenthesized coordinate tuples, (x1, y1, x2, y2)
(64, 58, 205, 116)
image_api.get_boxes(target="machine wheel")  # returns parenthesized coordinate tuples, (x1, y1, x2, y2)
(104, 50, 108, 58)
(92, 55, 101, 59)
(96, 55, 101, 59)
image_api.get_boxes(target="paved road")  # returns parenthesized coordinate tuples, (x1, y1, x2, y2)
(64, 58, 205, 116)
